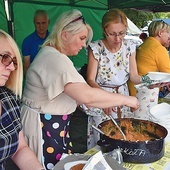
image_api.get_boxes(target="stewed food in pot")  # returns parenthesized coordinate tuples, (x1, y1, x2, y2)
(99, 118, 165, 142)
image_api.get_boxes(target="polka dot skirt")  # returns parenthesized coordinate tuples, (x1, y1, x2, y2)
(40, 113, 73, 169)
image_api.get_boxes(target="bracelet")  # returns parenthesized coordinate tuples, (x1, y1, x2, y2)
(141, 74, 152, 85)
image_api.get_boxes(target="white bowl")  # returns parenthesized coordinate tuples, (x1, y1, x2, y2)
(148, 72, 170, 81)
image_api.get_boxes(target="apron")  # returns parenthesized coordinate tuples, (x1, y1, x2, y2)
(40, 113, 73, 170)
(22, 104, 73, 170)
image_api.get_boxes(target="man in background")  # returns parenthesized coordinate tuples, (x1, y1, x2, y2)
(139, 32, 148, 42)
(22, 10, 50, 75)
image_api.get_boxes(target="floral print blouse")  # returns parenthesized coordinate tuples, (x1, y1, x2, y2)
(89, 39, 136, 87)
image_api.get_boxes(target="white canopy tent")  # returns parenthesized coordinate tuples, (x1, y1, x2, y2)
(127, 17, 142, 35)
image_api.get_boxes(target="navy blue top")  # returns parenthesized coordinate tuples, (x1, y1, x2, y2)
(0, 87, 22, 170)
(22, 31, 49, 63)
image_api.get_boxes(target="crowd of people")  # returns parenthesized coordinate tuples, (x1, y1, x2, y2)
(0, 7, 170, 170)
(20, 9, 140, 169)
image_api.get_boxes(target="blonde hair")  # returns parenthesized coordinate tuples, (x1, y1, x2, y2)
(102, 8, 128, 36)
(148, 20, 170, 36)
(42, 9, 93, 50)
(0, 29, 23, 98)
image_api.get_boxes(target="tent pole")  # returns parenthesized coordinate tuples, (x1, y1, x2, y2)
(4, 0, 14, 37)
(7, 20, 14, 37)
(107, 0, 111, 10)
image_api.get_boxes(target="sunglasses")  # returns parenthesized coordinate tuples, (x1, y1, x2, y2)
(63, 16, 85, 30)
(0, 54, 17, 70)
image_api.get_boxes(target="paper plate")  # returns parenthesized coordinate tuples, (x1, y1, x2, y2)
(149, 102, 170, 120)
(149, 103, 170, 142)
(148, 72, 170, 81)
(64, 160, 87, 170)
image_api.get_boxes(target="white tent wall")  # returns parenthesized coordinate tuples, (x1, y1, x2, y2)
(127, 18, 141, 35)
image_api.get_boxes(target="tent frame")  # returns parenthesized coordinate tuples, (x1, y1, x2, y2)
(3, 0, 170, 37)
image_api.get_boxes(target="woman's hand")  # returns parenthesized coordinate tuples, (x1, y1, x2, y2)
(148, 82, 170, 89)
(126, 96, 140, 111)
(166, 82, 170, 91)
(103, 107, 116, 115)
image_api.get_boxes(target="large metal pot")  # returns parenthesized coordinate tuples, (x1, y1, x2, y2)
(97, 118, 167, 163)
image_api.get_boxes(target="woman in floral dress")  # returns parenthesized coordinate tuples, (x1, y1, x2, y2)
(85, 9, 142, 149)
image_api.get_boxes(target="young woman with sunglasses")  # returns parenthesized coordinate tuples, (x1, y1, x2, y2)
(84, 9, 142, 149)
(21, 9, 139, 169)
(0, 29, 44, 170)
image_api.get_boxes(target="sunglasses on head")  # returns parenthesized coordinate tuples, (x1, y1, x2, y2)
(63, 16, 85, 30)
(0, 53, 17, 70)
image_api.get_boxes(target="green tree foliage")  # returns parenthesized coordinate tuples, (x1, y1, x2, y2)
(167, 13, 170, 18)
(122, 9, 170, 29)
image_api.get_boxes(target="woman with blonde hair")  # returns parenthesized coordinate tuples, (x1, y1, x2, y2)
(128, 19, 170, 96)
(0, 29, 44, 170)
(21, 9, 139, 169)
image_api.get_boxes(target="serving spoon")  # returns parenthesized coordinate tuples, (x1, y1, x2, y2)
(89, 117, 126, 140)
(89, 123, 105, 135)
(109, 115, 126, 140)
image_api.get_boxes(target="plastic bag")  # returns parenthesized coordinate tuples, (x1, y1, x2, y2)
(83, 150, 125, 170)
(83, 151, 112, 170)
